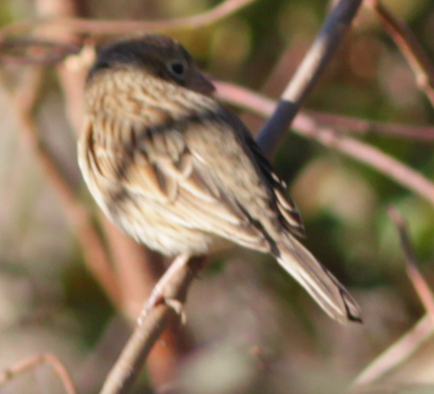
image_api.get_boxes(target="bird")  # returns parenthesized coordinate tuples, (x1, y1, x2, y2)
(78, 34, 362, 324)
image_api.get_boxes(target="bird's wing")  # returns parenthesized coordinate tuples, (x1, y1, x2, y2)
(218, 108, 305, 237)
(241, 127, 305, 237)
(83, 111, 361, 324)
(84, 113, 274, 252)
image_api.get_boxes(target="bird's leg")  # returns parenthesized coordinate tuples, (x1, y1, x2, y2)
(138, 253, 190, 325)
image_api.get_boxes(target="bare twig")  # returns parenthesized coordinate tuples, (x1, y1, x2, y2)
(218, 80, 434, 140)
(0, 67, 122, 307)
(298, 121, 434, 206)
(368, 0, 434, 107)
(305, 110, 434, 141)
(352, 314, 433, 386)
(256, 0, 363, 156)
(388, 207, 434, 321)
(0, 37, 81, 64)
(100, 257, 204, 394)
(214, 82, 434, 206)
(0, 0, 256, 37)
(0, 353, 77, 394)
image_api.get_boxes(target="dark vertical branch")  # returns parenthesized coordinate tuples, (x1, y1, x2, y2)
(256, 0, 362, 156)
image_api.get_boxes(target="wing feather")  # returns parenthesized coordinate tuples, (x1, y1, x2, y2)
(84, 107, 306, 253)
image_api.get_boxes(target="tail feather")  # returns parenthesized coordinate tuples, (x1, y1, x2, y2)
(277, 236, 362, 324)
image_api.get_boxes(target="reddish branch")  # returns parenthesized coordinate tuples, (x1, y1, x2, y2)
(367, 0, 434, 107)
(214, 82, 434, 207)
(353, 314, 433, 385)
(305, 110, 434, 141)
(353, 209, 434, 387)
(388, 207, 434, 321)
(0, 353, 77, 394)
(0, 67, 122, 308)
(0, 0, 256, 37)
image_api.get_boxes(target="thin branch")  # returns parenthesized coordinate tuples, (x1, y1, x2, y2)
(256, 0, 363, 156)
(388, 207, 434, 321)
(0, 353, 77, 394)
(0, 67, 122, 309)
(368, 0, 434, 107)
(99, 257, 204, 394)
(218, 80, 434, 140)
(298, 121, 434, 206)
(305, 110, 434, 141)
(352, 314, 433, 386)
(0, 37, 81, 64)
(214, 82, 434, 206)
(0, 0, 256, 37)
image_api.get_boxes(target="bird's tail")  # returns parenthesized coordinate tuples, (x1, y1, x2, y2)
(276, 236, 362, 324)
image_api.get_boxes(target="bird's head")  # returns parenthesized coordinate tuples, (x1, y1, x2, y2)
(88, 34, 215, 95)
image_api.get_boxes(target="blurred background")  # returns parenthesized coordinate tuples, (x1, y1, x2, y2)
(1, 0, 434, 393)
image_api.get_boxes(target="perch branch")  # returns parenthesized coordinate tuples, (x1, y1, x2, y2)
(99, 257, 204, 394)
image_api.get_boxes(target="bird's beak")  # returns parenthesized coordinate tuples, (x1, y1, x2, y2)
(188, 71, 216, 95)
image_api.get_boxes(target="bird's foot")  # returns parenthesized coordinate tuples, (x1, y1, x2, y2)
(137, 254, 190, 325)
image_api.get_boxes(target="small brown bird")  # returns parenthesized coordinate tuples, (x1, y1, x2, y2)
(78, 34, 361, 324)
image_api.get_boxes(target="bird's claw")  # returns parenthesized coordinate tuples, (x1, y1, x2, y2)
(137, 295, 186, 325)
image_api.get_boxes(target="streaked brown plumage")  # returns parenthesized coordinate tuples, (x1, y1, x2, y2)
(78, 34, 362, 324)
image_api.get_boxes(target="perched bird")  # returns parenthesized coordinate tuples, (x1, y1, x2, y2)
(78, 34, 361, 324)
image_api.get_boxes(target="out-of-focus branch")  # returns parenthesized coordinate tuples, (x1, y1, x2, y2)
(0, 37, 81, 64)
(0, 67, 122, 308)
(352, 209, 434, 387)
(256, 0, 363, 156)
(0, 0, 256, 37)
(219, 80, 434, 140)
(0, 353, 77, 394)
(0, 0, 256, 65)
(368, 0, 434, 107)
(214, 82, 434, 207)
(101, 218, 163, 319)
(305, 110, 434, 141)
(352, 315, 433, 386)
(388, 207, 434, 321)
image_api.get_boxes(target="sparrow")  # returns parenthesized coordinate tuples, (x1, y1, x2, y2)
(78, 34, 361, 324)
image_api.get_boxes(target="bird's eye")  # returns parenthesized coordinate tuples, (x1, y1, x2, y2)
(168, 62, 186, 77)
